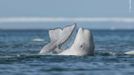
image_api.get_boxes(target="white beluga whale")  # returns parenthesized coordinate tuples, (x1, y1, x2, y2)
(39, 24, 76, 54)
(39, 24, 95, 56)
(59, 28, 95, 56)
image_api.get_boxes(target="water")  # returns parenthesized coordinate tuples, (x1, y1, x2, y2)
(0, 29, 134, 75)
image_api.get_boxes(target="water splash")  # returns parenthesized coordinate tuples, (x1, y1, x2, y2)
(32, 38, 45, 42)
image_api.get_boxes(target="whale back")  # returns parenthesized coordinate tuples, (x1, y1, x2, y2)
(39, 24, 76, 54)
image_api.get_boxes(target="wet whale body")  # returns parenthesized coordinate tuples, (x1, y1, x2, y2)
(59, 28, 94, 56)
(39, 24, 95, 56)
(39, 24, 76, 54)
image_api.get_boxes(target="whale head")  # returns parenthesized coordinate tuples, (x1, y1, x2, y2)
(71, 28, 95, 55)
(60, 28, 95, 56)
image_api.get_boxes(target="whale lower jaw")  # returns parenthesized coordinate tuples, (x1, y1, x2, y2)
(59, 52, 93, 56)
(58, 49, 90, 56)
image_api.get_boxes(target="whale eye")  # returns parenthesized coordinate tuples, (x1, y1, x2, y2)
(80, 43, 85, 49)
(80, 45, 83, 48)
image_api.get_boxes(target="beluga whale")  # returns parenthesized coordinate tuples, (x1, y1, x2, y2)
(39, 24, 95, 56)
(59, 28, 95, 56)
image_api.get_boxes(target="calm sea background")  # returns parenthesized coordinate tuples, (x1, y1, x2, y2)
(0, 23, 134, 75)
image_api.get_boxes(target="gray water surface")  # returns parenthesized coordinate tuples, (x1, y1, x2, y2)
(0, 29, 134, 75)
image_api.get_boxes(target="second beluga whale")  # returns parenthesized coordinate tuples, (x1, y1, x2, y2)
(39, 24, 76, 54)
(39, 24, 95, 56)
